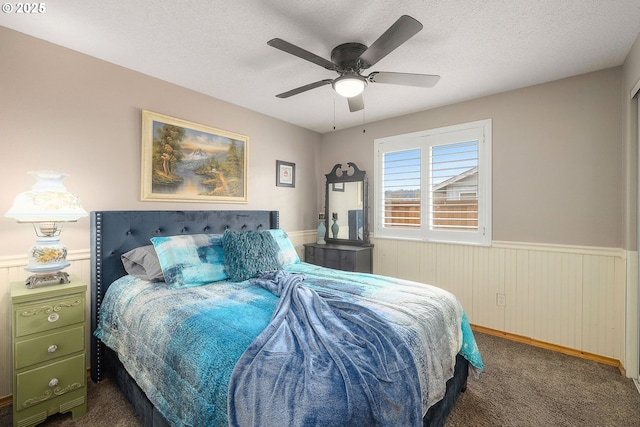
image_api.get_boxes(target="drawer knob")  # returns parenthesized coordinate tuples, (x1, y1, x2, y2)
(47, 313, 59, 323)
(48, 344, 58, 353)
(48, 378, 59, 388)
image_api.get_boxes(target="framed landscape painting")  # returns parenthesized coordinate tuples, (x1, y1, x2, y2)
(141, 110, 248, 203)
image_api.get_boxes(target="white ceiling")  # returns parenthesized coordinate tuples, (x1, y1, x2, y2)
(2, 1, 640, 133)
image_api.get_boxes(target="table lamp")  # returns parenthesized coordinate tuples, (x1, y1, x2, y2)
(5, 171, 87, 288)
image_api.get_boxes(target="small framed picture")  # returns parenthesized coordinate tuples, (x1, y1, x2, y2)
(332, 182, 345, 192)
(276, 160, 295, 188)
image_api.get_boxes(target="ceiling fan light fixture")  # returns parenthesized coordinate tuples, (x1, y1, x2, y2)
(332, 74, 367, 98)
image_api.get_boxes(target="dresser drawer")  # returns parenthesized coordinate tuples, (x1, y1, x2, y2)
(15, 353, 86, 412)
(322, 249, 352, 270)
(303, 243, 373, 273)
(323, 249, 355, 262)
(305, 245, 322, 259)
(14, 294, 85, 338)
(15, 325, 85, 370)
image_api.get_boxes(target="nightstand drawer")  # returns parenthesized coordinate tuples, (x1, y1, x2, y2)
(14, 294, 85, 338)
(15, 325, 85, 370)
(15, 353, 86, 413)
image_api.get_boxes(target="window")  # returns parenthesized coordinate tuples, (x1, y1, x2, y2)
(374, 119, 491, 246)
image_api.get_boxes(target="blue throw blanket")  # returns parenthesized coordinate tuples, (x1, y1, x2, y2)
(228, 270, 423, 427)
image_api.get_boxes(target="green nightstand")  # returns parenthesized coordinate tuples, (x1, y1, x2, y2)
(10, 277, 87, 427)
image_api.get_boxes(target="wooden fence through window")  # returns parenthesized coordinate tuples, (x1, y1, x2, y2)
(384, 199, 478, 229)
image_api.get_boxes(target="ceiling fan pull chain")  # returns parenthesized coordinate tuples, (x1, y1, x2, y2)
(362, 105, 366, 133)
(333, 98, 336, 130)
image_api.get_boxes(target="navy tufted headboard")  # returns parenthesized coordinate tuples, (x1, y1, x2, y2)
(89, 210, 279, 382)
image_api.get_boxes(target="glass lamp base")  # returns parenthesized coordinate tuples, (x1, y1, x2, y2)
(25, 271, 70, 289)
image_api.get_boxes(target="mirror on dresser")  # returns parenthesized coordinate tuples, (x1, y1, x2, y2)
(304, 162, 373, 273)
(324, 162, 370, 245)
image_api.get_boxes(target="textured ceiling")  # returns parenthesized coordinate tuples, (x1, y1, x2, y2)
(2, 1, 640, 133)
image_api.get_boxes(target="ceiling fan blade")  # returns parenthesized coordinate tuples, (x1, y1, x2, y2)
(358, 15, 423, 68)
(368, 71, 440, 88)
(276, 79, 333, 98)
(268, 38, 337, 71)
(347, 94, 364, 112)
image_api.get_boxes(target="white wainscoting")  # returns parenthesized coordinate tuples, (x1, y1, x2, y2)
(372, 237, 627, 367)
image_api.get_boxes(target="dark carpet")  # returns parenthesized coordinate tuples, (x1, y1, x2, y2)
(2, 332, 639, 426)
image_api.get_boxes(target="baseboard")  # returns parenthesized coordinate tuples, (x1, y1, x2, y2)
(471, 324, 625, 375)
(0, 395, 10, 409)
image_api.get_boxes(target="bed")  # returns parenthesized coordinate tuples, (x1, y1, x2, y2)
(90, 210, 482, 426)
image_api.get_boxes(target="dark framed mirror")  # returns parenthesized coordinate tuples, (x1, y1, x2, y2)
(324, 162, 370, 245)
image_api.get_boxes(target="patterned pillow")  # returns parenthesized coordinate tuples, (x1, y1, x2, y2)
(150, 234, 227, 289)
(121, 245, 165, 282)
(222, 229, 282, 282)
(266, 229, 300, 266)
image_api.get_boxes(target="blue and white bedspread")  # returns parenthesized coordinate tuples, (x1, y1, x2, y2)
(95, 263, 483, 427)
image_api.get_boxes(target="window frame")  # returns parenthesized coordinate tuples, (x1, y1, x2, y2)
(374, 119, 492, 246)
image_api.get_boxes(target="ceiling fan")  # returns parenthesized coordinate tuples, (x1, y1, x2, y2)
(267, 15, 440, 112)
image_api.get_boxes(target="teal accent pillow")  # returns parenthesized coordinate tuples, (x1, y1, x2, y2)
(267, 229, 300, 266)
(150, 234, 227, 289)
(222, 229, 282, 282)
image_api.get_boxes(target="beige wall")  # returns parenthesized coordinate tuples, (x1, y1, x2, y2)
(0, 26, 322, 258)
(321, 68, 624, 249)
(624, 33, 640, 252)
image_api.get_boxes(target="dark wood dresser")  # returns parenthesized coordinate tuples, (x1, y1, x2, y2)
(303, 243, 373, 273)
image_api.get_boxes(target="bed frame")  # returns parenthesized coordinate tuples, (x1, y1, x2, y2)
(89, 210, 468, 426)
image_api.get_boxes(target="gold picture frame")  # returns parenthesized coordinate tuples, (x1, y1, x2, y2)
(141, 110, 248, 203)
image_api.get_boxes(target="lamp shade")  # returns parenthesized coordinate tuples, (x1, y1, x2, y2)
(332, 74, 367, 98)
(5, 171, 87, 223)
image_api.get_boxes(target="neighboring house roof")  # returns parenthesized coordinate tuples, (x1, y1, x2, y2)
(433, 167, 478, 191)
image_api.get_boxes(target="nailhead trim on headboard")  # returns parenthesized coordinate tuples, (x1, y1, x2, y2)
(93, 212, 103, 381)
